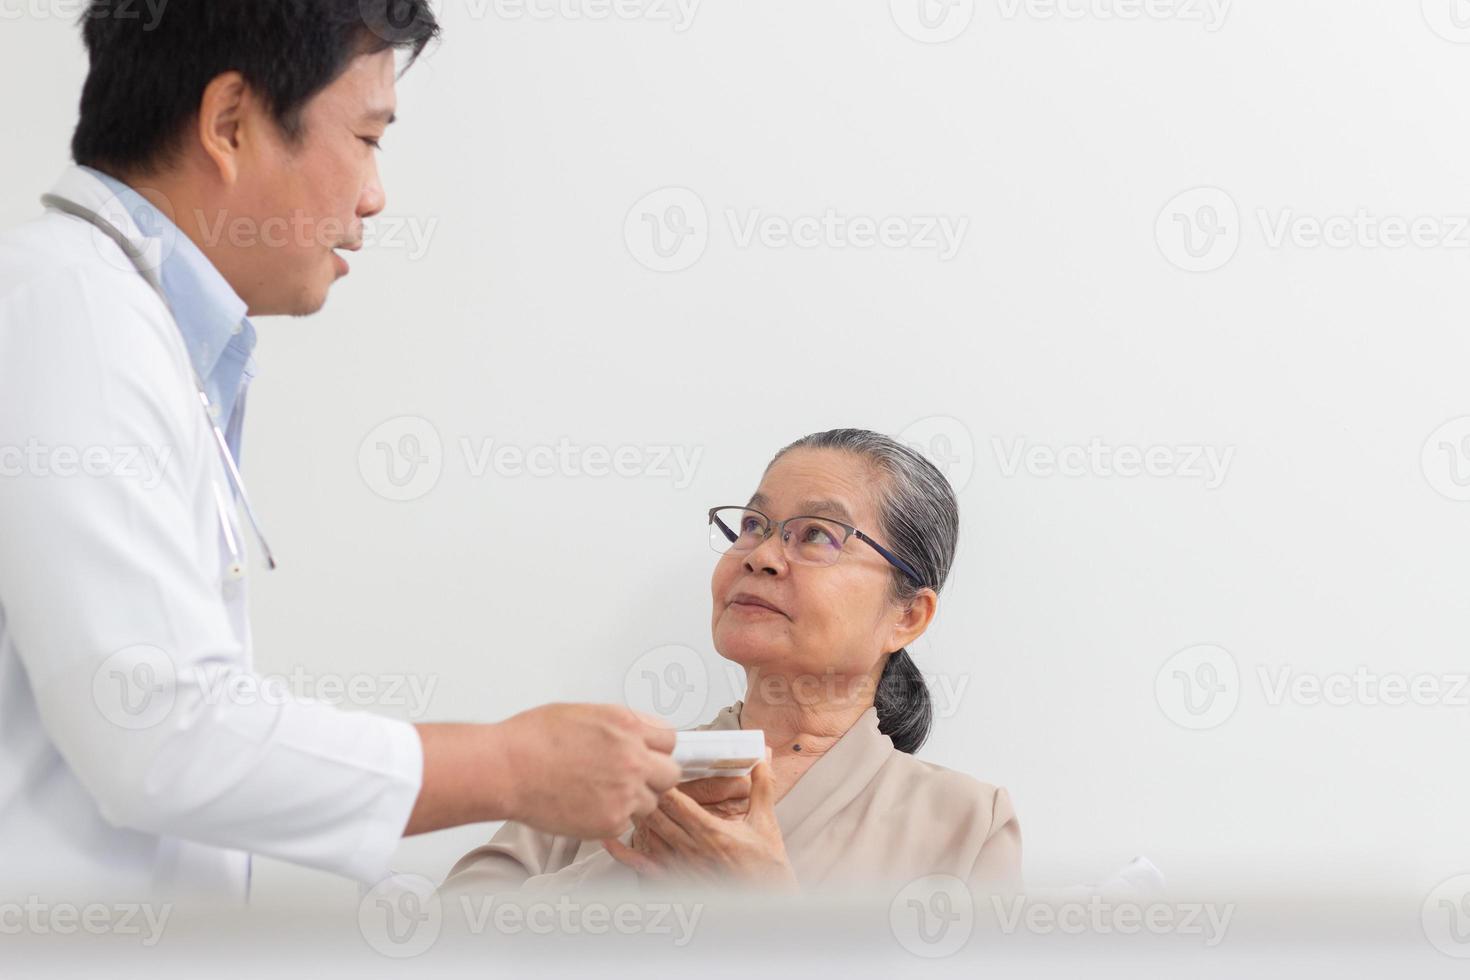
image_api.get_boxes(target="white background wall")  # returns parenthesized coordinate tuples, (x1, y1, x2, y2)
(3, 0, 1469, 914)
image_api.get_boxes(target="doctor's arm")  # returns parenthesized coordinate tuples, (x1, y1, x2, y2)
(0, 274, 675, 882)
(408, 710, 680, 840)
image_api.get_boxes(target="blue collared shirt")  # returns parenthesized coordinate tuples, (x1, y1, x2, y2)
(84, 167, 258, 463)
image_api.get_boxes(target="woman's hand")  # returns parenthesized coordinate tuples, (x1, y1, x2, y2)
(623, 774, 751, 864)
(604, 761, 797, 892)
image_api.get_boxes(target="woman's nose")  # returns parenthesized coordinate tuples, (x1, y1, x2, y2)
(743, 531, 787, 575)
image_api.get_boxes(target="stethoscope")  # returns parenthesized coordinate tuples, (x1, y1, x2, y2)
(42, 192, 277, 581)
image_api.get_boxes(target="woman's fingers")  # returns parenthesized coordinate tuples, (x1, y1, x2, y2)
(704, 798, 750, 819)
(644, 798, 703, 854)
(748, 759, 778, 815)
(677, 775, 752, 807)
(634, 817, 678, 862)
(603, 836, 662, 877)
(660, 784, 723, 833)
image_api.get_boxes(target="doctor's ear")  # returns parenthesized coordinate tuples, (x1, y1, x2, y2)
(195, 72, 252, 186)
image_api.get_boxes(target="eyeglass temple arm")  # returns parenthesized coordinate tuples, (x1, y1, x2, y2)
(709, 508, 739, 543)
(854, 531, 925, 588)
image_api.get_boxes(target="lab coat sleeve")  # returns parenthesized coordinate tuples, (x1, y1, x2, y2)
(0, 267, 423, 884)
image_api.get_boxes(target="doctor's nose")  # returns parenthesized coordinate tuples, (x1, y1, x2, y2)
(358, 170, 386, 221)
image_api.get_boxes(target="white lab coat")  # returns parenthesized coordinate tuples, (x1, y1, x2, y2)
(0, 167, 423, 903)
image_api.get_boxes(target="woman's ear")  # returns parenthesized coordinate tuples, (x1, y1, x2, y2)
(886, 589, 937, 653)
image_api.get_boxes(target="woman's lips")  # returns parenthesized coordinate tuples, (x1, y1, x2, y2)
(728, 593, 788, 618)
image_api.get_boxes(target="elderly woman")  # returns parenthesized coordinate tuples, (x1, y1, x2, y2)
(444, 429, 1020, 895)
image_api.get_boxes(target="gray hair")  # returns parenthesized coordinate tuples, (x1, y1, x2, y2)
(767, 428, 960, 753)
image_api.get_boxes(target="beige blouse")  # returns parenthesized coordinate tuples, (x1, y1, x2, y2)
(443, 702, 1021, 897)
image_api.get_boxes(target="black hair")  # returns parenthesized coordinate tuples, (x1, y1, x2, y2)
(71, 0, 441, 176)
(769, 428, 960, 754)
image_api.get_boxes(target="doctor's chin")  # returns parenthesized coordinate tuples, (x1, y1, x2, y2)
(0, 0, 1463, 978)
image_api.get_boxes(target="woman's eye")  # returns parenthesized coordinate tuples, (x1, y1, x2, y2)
(361, 137, 383, 150)
(803, 525, 836, 546)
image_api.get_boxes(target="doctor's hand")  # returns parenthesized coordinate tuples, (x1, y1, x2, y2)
(603, 760, 797, 892)
(497, 704, 681, 839)
(408, 704, 679, 840)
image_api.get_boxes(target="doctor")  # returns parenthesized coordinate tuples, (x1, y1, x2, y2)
(0, 0, 680, 902)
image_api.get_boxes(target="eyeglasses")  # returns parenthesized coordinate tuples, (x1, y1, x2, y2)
(707, 506, 924, 587)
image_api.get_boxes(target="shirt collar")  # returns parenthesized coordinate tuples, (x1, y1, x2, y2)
(76, 166, 256, 387)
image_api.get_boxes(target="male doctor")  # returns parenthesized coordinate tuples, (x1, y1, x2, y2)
(0, 0, 681, 901)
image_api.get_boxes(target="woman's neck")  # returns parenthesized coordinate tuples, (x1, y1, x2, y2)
(737, 668, 878, 761)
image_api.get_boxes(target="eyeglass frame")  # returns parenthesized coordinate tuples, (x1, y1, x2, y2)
(707, 505, 925, 588)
